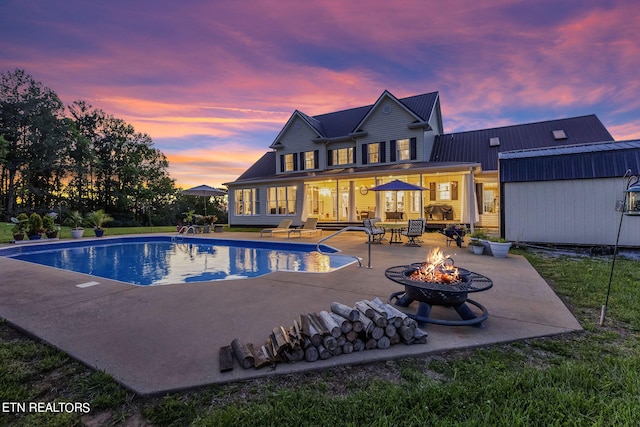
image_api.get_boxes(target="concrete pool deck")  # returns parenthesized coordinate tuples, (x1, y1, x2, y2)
(0, 231, 582, 395)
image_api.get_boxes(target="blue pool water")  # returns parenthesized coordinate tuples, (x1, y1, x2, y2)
(1, 236, 355, 286)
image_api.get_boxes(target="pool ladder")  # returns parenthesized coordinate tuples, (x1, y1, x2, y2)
(316, 226, 372, 269)
(172, 226, 196, 243)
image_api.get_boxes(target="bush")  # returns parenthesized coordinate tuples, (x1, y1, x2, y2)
(28, 213, 43, 236)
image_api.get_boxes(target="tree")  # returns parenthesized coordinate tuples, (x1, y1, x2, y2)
(0, 69, 65, 214)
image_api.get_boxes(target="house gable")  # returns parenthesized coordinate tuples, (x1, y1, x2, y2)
(270, 110, 324, 149)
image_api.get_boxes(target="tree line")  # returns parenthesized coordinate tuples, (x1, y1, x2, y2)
(0, 69, 226, 226)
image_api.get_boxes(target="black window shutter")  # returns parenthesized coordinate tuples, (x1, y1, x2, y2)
(327, 150, 333, 166)
(429, 182, 436, 201)
(390, 140, 396, 162)
(293, 153, 298, 171)
(352, 147, 356, 164)
(361, 144, 368, 165)
(475, 183, 483, 213)
(451, 181, 459, 200)
(314, 150, 319, 169)
(280, 154, 284, 172)
(380, 141, 386, 163)
(299, 152, 305, 171)
(410, 137, 417, 160)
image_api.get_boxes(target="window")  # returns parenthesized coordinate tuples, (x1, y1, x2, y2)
(438, 182, 451, 200)
(268, 185, 296, 215)
(284, 154, 295, 172)
(235, 188, 258, 215)
(304, 151, 315, 170)
(368, 143, 379, 164)
(328, 147, 354, 166)
(397, 139, 410, 161)
(482, 182, 499, 213)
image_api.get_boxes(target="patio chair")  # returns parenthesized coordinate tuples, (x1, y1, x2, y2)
(260, 219, 293, 237)
(363, 218, 386, 243)
(401, 219, 425, 247)
(288, 217, 322, 238)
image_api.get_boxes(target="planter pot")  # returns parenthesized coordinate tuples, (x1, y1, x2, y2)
(489, 241, 512, 258)
(470, 244, 484, 255)
(480, 239, 492, 256)
(13, 233, 25, 241)
(46, 231, 58, 239)
(94, 228, 105, 237)
(28, 234, 42, 240)
(71, 229, 84, 239)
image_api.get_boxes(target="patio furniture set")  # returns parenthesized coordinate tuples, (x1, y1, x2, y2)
(260, 218, 323, 238)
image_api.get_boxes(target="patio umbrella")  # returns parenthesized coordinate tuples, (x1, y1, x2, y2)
(369, 179, 427, 221)
(182, 184, 226, 216)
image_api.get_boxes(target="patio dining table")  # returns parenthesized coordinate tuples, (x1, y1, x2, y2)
(379, 222, 406, 245)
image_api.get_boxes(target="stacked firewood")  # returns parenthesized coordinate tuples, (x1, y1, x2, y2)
(220, 297, 428, 372)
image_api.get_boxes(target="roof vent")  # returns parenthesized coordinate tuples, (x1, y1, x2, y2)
(489, 137, 500, 147)
(552, 129, 567, 140)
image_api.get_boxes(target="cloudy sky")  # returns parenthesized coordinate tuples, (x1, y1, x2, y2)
(2, 0, 639, 188)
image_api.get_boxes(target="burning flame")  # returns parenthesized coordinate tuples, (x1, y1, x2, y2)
(409, 247, 461, 284)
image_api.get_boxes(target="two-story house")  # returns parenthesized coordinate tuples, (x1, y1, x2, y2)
(226, 90, 613, 233)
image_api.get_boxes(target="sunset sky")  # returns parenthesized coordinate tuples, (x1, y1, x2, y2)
(2, 0, 639, 189)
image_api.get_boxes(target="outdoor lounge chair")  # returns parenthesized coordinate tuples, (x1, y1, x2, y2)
(401, 219, 425, 247)
(363, 218, 386, 243)
(260, 219, 293, 237)
(288, 217, 322, 238)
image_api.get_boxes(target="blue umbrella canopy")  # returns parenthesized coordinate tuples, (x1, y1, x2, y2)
(369, 179, 426, 192)
(369, 180, 426, 221)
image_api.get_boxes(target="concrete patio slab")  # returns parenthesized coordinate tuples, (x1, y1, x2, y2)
(0, 231, 582, 395)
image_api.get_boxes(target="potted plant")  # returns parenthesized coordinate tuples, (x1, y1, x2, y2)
(487, 237, 512, 258)
(11, 213, 29, 241)
(86, 209, 114, 237)
(67, 211, 85, 239)
(43, 213, 59, 239)
(469, 239, 485, 255)
(27, 212, 44, 240)
(469, 230, 493, 254)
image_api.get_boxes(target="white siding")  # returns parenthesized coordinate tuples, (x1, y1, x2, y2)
(275, 117, 323, 174)
(504, 178, 640, 246)
(358, 99, 424, 164)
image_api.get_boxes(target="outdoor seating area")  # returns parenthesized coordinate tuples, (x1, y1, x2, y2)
(260, 219, 293, 237)
(287, 218, 322, 238)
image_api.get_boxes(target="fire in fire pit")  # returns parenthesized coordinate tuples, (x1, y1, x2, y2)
(409, 248, 462, 284)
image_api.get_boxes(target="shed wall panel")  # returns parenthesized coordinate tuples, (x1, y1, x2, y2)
(505, 178, 640, 246)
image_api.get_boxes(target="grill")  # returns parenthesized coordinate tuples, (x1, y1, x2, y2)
(385, 262, 493, 326)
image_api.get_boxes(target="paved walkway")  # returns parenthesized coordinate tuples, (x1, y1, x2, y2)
(0, 231, 582, 395)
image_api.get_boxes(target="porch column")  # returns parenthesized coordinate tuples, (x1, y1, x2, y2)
(348, 181, 356, 222)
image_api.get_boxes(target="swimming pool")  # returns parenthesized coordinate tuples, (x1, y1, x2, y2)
(0, 236, 356, 286)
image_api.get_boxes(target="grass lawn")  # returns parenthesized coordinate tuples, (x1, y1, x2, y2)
(0, 223, 259, 244)
(1, 246, 639, 425)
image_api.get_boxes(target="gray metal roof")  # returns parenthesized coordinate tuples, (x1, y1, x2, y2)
(431, 114, 614, 171)
(500, 140, 640, 182)
(305, 91, 439, 139)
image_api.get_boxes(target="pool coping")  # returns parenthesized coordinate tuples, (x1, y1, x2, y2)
(0, 231, 583, 395)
